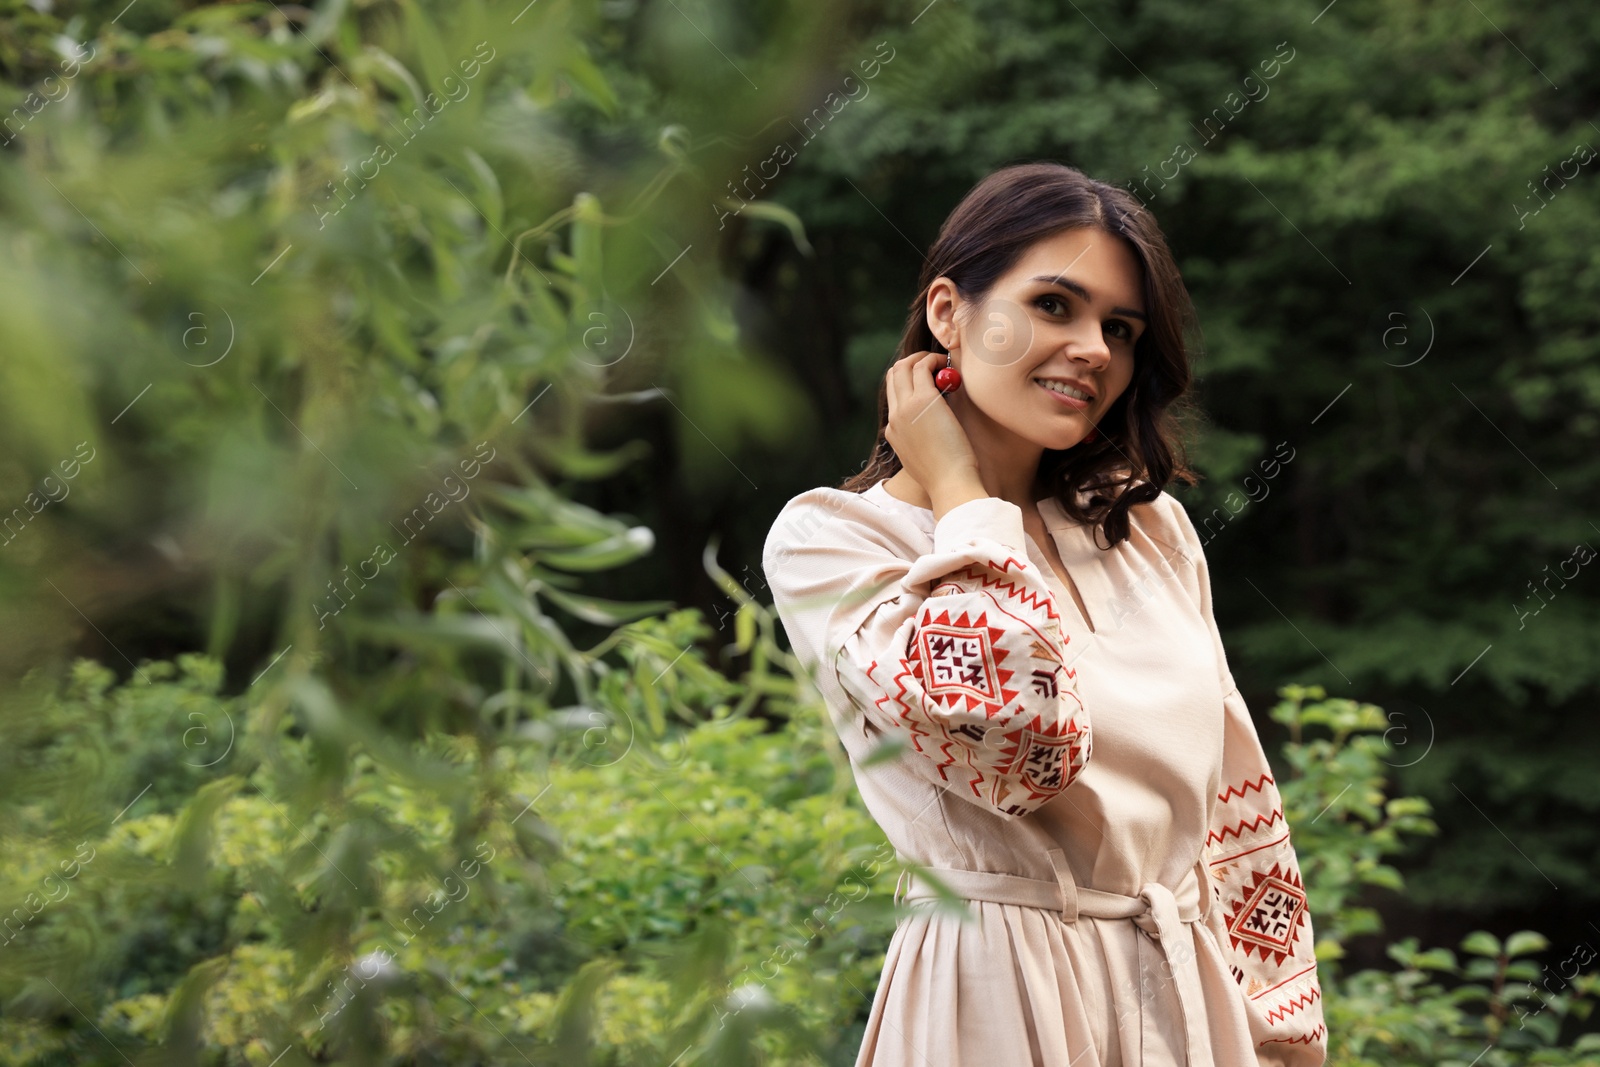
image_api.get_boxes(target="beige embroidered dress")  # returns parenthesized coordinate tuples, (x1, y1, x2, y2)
(762, 478, 1327, 1067)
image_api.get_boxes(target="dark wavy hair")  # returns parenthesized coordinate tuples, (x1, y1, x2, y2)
(838, 161, 1201, 548)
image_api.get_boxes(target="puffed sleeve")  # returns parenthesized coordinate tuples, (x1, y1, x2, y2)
(763, 487, 1091, 820)
(1161, 494, 1328, 1066)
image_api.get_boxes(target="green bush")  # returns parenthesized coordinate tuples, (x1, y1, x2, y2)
(1269, 686, 1600, 1066)
(6, 640, 1599, 1065)
(3, 0, 1597, 1063)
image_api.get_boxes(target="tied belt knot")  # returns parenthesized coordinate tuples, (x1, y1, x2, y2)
(893, 848, 1216, 1067)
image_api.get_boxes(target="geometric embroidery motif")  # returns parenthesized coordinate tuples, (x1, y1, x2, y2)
(1011, 726, 1077, 794)
(917, 621, 1000, 704)
(886, 592, 1091, 813)
(1223, 864, 1309, 967)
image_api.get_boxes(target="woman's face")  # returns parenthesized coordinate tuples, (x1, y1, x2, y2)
(927, 227, 1146, 454)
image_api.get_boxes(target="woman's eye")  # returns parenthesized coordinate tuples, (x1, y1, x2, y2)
(1035, 294, 1068, 316)
(1106, 320, 1133, 341)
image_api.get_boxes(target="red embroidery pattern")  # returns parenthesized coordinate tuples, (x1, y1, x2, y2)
(1208, 764, 1324, 1058)
(1217, 771, 1275, 803)
(1220, 863, 1310, 967)
(1263, 985, 1322, 1026)
(863, 556, 1090, 817)
(1207, 810, 1287, 848)
(1261, 1026, 1328, 1049)
(917, 619, 1009, 707)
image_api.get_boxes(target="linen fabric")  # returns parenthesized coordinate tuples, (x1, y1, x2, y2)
(762, 478, 1327, 1067)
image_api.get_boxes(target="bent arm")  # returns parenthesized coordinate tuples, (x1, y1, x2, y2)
(766, 490, 1091, 820)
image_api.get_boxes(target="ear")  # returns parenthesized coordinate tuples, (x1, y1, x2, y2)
(925, 276, 962, 353)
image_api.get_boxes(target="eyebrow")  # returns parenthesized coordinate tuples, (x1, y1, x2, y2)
(1030, 275, 1148, 322)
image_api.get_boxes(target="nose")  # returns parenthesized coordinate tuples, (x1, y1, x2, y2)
(1065, 318, 1112, 370)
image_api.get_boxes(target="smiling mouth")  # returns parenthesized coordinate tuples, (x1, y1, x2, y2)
(1033, 378, 1093, 408)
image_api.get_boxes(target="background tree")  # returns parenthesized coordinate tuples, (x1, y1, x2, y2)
(1, 0, 1597, 1063)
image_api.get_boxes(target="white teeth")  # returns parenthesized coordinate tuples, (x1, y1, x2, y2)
(1036, 379, 1091, 401)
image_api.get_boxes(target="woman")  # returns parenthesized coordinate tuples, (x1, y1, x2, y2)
(762, 162, 1327, 1066)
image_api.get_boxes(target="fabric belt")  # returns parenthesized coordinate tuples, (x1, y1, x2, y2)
(893, 848, 1216, 1067)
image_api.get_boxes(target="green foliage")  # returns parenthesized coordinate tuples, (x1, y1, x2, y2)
(1269, 684, 1439, 950)
(2, 0, 1597, 1063)
(0, 636, 874, 1065)
(732, 0, 1600, 912)
(0, 0, 847, 1062)
(8, 643, 1600, 1065)
(1328, 934, 1600, 1067)
(1269, 685, 1600, 1064)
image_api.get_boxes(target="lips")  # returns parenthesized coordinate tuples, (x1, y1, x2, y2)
(1030, 382, 1094, 412)
(1033, 376, 1094, 399)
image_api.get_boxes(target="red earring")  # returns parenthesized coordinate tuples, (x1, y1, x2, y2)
(935, 352, 962, 393)
(1082, 426, 1099, 444)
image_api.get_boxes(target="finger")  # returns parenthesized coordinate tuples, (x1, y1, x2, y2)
(886, 357, 906, 422)
(887, 350, 927, 421)
(905, 360, 947, 428)
(895, 351, 924, 395)
(910, 351, 943, 404)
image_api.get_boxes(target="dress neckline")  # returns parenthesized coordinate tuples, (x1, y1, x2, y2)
(867, 479, 1099, 634)
(867, 479, 1083, 530)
